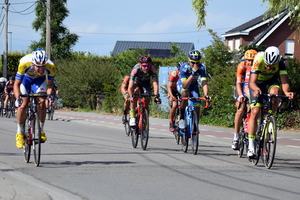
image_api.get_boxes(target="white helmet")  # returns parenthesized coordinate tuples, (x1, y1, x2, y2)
(264, 46, 280, 65)
(0, 77, 7, 82)
(32, 48, 48, 66)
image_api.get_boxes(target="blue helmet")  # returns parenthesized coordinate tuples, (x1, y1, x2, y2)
(188, 50, 201, 61)
(32, 49, 48, 66)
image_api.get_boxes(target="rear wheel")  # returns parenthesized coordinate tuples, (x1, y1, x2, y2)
(32, 112, 41, 167)
(181, 117, 188, 153)
(140, 109, 149, 150)
(191, 112, 199, 155)
(23, 119, 31, 163)
(263, 115, 277, 169)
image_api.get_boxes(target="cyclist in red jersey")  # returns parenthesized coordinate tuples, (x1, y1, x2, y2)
(167, 62, 182, 132)
(232, 49, 257, 150)
(3, 76, 15, 114)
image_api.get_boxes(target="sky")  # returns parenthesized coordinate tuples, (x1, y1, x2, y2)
(0, 0, 268, 56)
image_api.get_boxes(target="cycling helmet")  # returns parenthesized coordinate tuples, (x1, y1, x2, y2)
(0, 77, 7, 82)
(188, 50, 201, 61)
(139, 56, 152, 63)
(264, 46, 280, 65)
(32, 49, 48, 66)
(244, 49, 257, 60)
(177, 62, 183, 70)
(9, 76, 15, 81)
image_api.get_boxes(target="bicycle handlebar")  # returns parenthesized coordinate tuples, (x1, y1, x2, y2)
(20, 94, 51, 98)
(181, 97, 210, 108)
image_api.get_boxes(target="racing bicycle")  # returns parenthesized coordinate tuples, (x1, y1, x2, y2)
(130, 93, 158, 150)
(248, 93, 292, 169)
(178, 97, 209, 155)
(21, 93, 49, 167)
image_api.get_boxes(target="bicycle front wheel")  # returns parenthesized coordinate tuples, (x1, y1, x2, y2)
(191, 112, 199, 155)
(237, 130, 245, 157)
(32, 112, 41, 166)
(124, 120, 130, 136)
(131, 126, 139, 148)
(140, 109, 149, 150)
(263, 115, 277, 169)
(23, 119, 31, 163)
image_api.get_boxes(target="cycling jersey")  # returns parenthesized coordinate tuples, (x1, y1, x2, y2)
(16, 53, 55, 81)
(130, 64, 158, 84)
(168, 69, 180, 89)
(251, 52, 287, 81)
(236, 61, 251, 84)
(5, 81, 14, 93)
(177, 62, 207, 88)
(16, 53, 56, 94)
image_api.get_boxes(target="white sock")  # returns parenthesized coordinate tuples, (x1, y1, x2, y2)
(233, 133, 239, 140)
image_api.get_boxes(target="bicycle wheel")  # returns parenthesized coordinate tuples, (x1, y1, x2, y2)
(47, 106, 52, 120)
(124, 120, 130, 136)
(23, 119, 31, 163)
(11, 98, 16, 117)
(249, 137, 261, 165)
(6, 100, 11, 118)
(237, 130, 245, 157)
(49, 107, 55, 120)
(191, 112, 199, 155)
(140, 109, 149, 150)
(181, 115, 189, 153)
(32, 112, 41, 166)
(262, 115, 277, 169)
(131, 124, 139, 148)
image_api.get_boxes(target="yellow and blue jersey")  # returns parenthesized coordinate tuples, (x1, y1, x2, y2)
(16, 53, 56, 81)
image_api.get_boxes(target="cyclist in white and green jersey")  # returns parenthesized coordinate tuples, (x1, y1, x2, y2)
(247, 46, 294, 157)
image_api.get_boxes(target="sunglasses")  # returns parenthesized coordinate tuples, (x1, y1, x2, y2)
(191, 61, 200, 65)
(141, 64, 151, 68)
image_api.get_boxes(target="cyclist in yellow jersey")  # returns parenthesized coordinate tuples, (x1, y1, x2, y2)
(247, 46, 293, 157)
(14, 48, 56, 148)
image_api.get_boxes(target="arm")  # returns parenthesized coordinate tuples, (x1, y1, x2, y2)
(152, 78, 159, 96)
(181, 75, 194, 89)
(202, 80, 209, 96)
(249, 73, 260, 97)
(167, 81, 174, 98)
(127, 80, 134, 98)
(280, 74, 293, 98)
(47, 80, 54, 95)
(14, 79, 22, 99)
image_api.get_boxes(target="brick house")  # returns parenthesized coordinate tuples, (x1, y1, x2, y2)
(222, 10, 300, 60)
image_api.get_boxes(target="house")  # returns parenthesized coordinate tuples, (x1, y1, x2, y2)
(222, 10, 300, 60)
(112, 41, 195, 58)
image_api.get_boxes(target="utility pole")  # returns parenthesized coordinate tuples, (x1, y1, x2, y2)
(2, 0, 9, 78)
(46, 0, 51, 59)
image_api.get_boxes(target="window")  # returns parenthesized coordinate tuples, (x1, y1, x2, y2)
(228, 40, 233, 51)
(235, 39, 240, 51)
(285, 40, 294, 58)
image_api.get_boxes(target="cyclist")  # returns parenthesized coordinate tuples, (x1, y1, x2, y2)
(46, 81, 59, 113)
(14, 48, 56, 148)
(3, 76, 15, 114)
(120, 74, 130, 123)
(232, 49, 257, 150)
(127, 56, 161, 126)
(167, 62, 183, 132)
(247, 46, 294, 157)
(176, 50, 210, 130)
(0, 77, 6, 93)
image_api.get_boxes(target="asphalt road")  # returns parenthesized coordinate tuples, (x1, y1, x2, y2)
(1, 110, 300, 200)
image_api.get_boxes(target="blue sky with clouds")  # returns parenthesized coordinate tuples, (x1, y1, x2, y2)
(1, 0, 268, 56)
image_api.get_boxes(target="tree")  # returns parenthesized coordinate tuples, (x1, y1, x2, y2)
(192, 0, 300, 30)
(30, 0, 79, 59)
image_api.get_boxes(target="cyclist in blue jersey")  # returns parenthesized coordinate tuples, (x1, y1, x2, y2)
(176, 50, 210, 130)
(14, 48, 56, 148)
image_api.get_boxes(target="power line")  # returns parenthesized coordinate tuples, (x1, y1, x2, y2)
(9, 1, 37, 15)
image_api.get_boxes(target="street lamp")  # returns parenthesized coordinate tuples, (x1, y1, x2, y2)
(7, 32, 12, 52)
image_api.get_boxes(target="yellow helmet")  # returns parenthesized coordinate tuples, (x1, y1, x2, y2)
(244, 49, 258, 60)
